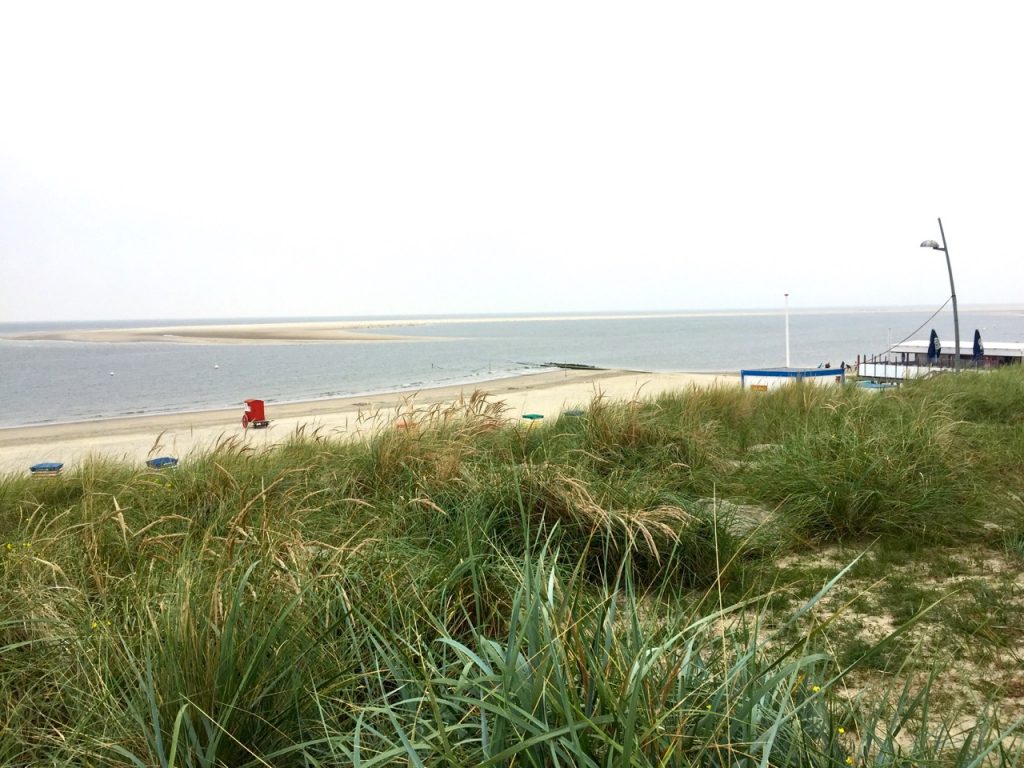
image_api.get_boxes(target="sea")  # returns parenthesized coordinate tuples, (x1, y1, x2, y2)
(1, 307, 1022, 429)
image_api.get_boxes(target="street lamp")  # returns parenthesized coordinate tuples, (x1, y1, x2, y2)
(920, 217, 960, 371)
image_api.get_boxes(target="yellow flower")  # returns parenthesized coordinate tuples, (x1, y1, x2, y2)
(91, 621, 98, 630)
(812, 685, 820, 693)
(838, 727, 846, 734)
(4, 543, 12, 551)
(705, 704, 712, 710)
(845, 758, 853, 766)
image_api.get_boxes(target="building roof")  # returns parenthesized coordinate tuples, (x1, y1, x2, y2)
(740, 367, 842, 375)
(890, 339, 1024, 357)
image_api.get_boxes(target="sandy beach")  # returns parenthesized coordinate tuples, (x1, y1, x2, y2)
(0, 369, 736, 476)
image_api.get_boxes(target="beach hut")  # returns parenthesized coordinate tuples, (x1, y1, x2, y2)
(740, 367, 844, 391)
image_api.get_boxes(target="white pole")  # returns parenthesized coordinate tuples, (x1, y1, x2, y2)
(784, 293, 791, 367)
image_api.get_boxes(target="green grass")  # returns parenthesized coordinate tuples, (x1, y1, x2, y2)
(2, 370, 1024, 764)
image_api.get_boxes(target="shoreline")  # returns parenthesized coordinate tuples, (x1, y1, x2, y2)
(0, 369, 737, 475)
(0, 366, 566, 432)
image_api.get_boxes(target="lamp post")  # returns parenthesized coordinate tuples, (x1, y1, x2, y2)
(920, 217, 960, 371)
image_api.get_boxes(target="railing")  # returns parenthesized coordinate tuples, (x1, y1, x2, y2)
(856, 360, 945, 381)
(856, 352, 996, 381)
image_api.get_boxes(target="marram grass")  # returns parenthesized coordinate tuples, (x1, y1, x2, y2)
(2, 370, 1024, 765)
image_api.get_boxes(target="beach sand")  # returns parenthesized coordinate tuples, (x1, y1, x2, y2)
(0, 369, 737, 475)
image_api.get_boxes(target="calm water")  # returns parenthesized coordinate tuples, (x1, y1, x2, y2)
(1, 308, 1022, 428)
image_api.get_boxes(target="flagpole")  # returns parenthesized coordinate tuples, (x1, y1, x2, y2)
(784, 293, 791, 367)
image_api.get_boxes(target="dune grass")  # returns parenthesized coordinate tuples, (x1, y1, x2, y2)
(2, 370, 1024, 764)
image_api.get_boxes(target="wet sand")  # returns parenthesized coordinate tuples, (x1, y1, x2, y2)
(0, 369, 737, 475)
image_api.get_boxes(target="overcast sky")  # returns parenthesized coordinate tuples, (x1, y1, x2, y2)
(1, 2, 1021, 322)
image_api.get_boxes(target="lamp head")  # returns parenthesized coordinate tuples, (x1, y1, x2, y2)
(920, 239, 943, 250)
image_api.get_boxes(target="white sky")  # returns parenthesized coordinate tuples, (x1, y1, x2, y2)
(1, 2, 1022, 322)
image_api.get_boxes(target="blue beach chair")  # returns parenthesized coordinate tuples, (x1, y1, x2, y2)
(30, 462, 64, 477)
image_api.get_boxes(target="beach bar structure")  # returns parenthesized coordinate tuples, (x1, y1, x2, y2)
(888, 338, 1024, 368)
(858, 337, 1024, 382)
(740, 367, 844, 391)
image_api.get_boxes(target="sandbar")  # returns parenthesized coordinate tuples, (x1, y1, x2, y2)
(5, 306, 1022, 345)
(0, 369, 737, 475)
(0, 311, 861, 345)
(4, 323, 430, 344)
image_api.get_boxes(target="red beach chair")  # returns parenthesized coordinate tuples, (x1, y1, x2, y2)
(242, 399, 270, 429)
